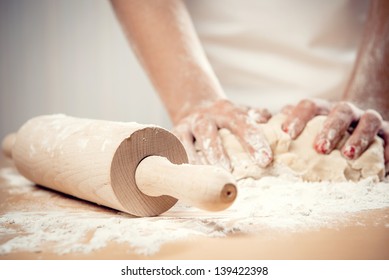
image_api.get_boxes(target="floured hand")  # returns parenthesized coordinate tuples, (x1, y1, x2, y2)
(172, 99, 272, 170)
(221, 114, 386, 182)
(281, 99, 389, 169)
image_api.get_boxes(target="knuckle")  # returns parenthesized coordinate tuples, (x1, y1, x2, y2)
(298, 99, 316, 110)
(247, 108, 271, 123)
(259, 108, 272, 119)
(227, 119, 240, 132)
(358, 110, 383, 133)
(333, 101, 354, 115)
(281, 105, 293, 115)
(229, 114, 248, 130)
(214, 99, 234, 113)
(191, 114, 209, 132)
(327, 103, 357, 128)
(363, 109, 383, 123)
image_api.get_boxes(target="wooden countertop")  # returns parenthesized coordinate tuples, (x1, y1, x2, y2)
(0, 154, 388, 260)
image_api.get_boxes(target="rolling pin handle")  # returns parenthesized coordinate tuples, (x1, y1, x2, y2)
(135, 156, 237, 211)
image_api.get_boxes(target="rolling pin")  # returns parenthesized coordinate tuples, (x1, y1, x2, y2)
(2, 115, 237, 217)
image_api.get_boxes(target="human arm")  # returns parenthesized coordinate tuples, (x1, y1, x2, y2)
(110, 0, 272, 168)
(282, 0, 389, 166)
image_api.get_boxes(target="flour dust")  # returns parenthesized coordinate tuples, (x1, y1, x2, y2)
(1, 167, 389, 256)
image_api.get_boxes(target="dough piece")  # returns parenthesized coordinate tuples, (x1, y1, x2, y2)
(219, 114, 385, 182)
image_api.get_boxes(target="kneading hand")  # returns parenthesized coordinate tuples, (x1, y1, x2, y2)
(281, 99, 389, 167)
(173, 99, 272, 170)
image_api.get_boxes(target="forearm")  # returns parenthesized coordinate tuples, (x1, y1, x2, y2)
(343, 0, 389, 120)
(110, 0, 226, 123)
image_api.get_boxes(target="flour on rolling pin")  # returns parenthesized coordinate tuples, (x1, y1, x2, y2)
(2, 114, 237, 217)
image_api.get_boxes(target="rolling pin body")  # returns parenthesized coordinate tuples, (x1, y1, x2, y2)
(3, 115, 236, 216)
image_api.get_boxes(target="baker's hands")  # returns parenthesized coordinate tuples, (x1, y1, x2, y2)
(282, 99, 389, 166)
(173, 99, 272, 170)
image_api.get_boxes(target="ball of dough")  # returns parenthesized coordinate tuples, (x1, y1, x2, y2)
(219, 114, 385, 182)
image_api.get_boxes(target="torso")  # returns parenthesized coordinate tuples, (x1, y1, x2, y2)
(186, 0, 369, 112)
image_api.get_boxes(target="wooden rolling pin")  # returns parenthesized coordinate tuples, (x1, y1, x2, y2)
(2, 115, 237, 217)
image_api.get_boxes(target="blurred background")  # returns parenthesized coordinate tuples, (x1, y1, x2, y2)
(0, 0, 170, 141)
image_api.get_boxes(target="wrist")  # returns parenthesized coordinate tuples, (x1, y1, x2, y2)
(158, 66, 227, 124)
(171, 95, 228, 125)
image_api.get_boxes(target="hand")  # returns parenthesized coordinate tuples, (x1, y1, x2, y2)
(172, 99, 272, 170)
(282, 99, 389, 167)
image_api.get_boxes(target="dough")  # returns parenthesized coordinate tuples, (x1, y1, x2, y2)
(219, 114, 386, 182)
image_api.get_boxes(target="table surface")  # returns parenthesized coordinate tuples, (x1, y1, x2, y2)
(0, 154, 388, 260)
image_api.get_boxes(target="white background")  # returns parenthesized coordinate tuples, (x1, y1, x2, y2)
(0, 0, 170, 141)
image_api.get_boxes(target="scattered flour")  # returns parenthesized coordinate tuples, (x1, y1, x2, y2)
(1, 167, 389, 256)
(0, 168, 36, 195)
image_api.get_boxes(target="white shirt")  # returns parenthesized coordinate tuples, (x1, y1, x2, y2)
(185, 0, 369, 112)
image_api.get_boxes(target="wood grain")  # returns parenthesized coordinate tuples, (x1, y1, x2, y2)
(3, 114, 237, 216)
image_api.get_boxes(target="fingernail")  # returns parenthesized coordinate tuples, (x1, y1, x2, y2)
(255, 149, 272, 167)
(315, 139, 331, 154)
(343, 145, 359, 160)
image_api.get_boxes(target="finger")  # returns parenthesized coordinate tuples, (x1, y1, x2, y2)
(379, 121, 389, 173)
(172, 127, 201, 165)
(257, 108, 272, 122)
(200, 133, 232, 171)
(192, 116, 231, 171)
(227, 118, 272, 168)
(342, 110, 382, 160)
(281, 104, 294, 115)
(310, 98, 332, 115)
(282, 99, 318, 139)
(248, 108, 272, 123)
(314, 102, 359, 154)
(239, 106, 272, 124)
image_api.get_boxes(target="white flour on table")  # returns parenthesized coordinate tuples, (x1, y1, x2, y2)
(1, 167, 389, 256)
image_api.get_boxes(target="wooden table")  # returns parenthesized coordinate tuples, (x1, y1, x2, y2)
(0, 154, 388, 260)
